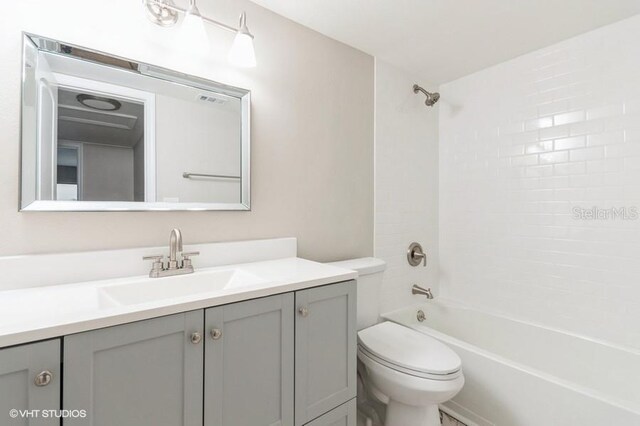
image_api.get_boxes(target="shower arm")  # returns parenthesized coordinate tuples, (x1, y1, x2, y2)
(413, 85, 431, 96)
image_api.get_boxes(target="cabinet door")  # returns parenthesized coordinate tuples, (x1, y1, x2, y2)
(295, 281, 357, 426)
(305, 399, 356, 426)
(63, 311, 203, 426)
(205, 293, 294, 426)
(0, 339, 60, 426)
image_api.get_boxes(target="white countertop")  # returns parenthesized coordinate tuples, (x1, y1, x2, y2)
(0, 257, 357, 348)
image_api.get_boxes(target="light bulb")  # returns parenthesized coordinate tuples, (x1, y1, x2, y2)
(228, 12, 256, 68)
(228, 32, 256, 67)
(180, 1, 209, 54)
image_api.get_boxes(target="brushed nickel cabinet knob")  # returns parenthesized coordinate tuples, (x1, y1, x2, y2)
(190, 332, 202, 344)
(210, 328, 222, 340)
(298, 307, 309, 318)
(34, 370, 53, 387)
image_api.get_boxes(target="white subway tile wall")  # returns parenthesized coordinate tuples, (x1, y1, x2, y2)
(439, 15, 640, 349)
(375, 60, 439, 313)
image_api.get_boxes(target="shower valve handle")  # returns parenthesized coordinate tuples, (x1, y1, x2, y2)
(407, 242, 427, 267)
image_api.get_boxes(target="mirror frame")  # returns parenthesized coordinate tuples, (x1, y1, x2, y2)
(20, 33, 251, 212)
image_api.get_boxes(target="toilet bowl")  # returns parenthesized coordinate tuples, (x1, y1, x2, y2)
(328, 258, 464, 426)
(358, 321, 464, 426)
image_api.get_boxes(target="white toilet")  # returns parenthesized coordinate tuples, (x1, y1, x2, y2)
(329, 258, 464, 426)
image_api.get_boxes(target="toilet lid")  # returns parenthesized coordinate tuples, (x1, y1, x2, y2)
(357, 322, 461, 376)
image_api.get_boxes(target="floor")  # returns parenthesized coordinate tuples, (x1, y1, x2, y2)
(356, 409, 468, 426)
(441, 409, 468, 426)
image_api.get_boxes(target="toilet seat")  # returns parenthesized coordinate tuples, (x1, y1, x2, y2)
(357, 322, 462, 381)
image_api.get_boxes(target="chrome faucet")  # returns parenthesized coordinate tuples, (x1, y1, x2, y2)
(143, 228, 199, 278)
(412, 284, 433, 299)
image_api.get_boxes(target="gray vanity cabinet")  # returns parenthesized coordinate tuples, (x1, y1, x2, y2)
(5, 280, 356, 426)
(295, 281, 357, 426)
(305, 399, 356, 426)
(62, 311, 204, 426)
(204, 293, 295, 426)
(0, 339, 60, 426)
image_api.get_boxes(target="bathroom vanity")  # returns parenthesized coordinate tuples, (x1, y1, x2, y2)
(0, 238, 358, 426)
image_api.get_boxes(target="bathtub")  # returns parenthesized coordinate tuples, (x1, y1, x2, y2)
(382, 300, 640, 426)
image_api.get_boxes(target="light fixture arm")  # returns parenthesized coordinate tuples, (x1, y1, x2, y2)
(144, 0, 256, 67)
(185, 0, 201, 18)
(144, 0, 240, 34)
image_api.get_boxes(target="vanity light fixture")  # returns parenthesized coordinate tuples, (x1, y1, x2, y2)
(181, 0, 210, 51)
(143, 0, 256, 68)
(228, 13, 256, 68)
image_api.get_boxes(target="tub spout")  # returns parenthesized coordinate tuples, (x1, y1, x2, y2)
(412, 284, 433, 299)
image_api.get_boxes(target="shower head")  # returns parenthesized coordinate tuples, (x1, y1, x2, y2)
(413, 84, 440, 107)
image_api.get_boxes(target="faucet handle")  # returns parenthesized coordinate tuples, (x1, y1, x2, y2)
(143, 255, 165, 276)
(407, 242, 427, 267)
(181, 251, 200, 268)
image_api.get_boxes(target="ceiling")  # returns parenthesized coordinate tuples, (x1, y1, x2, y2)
(250, 0, 640, 84)
(57, 88, 144, 148)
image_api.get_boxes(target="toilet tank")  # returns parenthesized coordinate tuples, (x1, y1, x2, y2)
(327, 257, 386, 330)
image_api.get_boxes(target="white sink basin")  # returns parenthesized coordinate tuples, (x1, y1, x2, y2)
(100, 268, 266, 306)
(0, 287, 121, 328)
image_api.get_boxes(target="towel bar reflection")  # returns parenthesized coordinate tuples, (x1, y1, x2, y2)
(182, 172, 241, 180)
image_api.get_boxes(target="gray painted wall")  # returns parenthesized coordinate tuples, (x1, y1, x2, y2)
(0, 0, 374, 261)
(133, 136, 145, 202)
(82, 144, 135, 202)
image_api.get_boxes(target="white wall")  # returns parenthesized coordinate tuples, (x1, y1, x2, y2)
(0, 0, 374, 261)
(439, 15, 640, 349)
(155, 92, 241, 203)
(375, 60, 439, 314)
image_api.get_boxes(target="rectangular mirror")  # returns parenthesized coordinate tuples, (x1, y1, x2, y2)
(21, 34, 250, 211)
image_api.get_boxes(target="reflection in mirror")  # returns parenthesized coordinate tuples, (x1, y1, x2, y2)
(21, 34, 250, 211)
(57, 89, 145, 202)
(56, 144, 80, 201)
